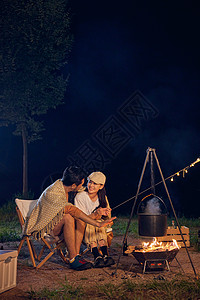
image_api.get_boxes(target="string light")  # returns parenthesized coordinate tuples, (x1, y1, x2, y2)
(112, 156, 200, 211)
(168, 157, 200, 182)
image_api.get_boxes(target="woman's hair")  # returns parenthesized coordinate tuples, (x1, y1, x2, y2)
(61, 166, 85, 186)
(98, 186, 107, 208)
(97, 187, 109, 220)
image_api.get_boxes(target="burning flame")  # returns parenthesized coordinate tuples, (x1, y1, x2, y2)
(140, 237, 180, 252)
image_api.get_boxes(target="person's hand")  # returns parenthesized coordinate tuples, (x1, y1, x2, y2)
(96, 207, 111, 217)
(98, 216, 116, 227)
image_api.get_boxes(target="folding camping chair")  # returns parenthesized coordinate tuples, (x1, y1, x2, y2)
(15, 198, 69, 269)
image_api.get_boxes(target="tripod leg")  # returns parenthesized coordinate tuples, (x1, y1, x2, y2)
(153, 149, 197, 279)
(112, 148, 151, 276)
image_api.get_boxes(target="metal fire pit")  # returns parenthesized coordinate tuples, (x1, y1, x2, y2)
(131, 248, 179, 273)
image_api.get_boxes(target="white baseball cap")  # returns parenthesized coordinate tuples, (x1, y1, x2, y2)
(88, 171, 106, 185)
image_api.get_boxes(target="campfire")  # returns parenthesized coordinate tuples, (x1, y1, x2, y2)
(139, 237, 180, 252)
(125, 238, 180, 273)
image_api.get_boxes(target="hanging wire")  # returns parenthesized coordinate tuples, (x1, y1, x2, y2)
(150, 150, 155, 194)
(112, 157, 200, 211)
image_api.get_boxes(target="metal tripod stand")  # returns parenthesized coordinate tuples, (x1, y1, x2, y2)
(113, 147, 197, 278)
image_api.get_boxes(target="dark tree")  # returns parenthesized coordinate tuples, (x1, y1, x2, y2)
(0, 0, 73, 197)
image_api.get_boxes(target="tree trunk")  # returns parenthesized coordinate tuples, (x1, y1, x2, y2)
(22, 124, 28, 198)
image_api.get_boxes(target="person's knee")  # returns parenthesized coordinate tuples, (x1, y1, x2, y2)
(99, 239, 107, 247)
(63, 213, 74, 225)
(90, 241, 98, 248)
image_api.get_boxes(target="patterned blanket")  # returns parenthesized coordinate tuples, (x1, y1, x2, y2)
(23, 179, 71, 239)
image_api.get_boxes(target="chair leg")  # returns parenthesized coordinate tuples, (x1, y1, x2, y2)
(17, 237, 36, 267)
(37, 245, 46, 261)
(26, 237, 37, 268)
(18, 235, 70, 269)
(57, 249, 69, 264)
(37, 238, 70, 268)
(30, 240, 38, 260)
(36, 238, 56, 269)
(18, 237, 25, 254)
(37, 238, 53, 261)
(36, 251, 55, 269)
(41, 237, 53, 250)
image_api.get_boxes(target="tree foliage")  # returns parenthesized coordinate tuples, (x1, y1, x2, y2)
(0, 0, 73, 195)
(0, 0, 72, 141)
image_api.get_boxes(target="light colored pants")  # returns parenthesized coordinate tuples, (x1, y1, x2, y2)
(84, 223, 107, 248)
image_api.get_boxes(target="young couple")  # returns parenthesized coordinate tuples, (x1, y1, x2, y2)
(24, 166, 115, 271)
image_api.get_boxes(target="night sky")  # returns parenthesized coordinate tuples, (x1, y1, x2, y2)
(1, 0, 200, 217)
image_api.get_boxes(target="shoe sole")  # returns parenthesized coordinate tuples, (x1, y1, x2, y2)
(70, 264, 93, 271)
(94, 264, 105, 268)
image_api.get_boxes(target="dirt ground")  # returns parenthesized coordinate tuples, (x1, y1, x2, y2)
(0, 235, 199, 299)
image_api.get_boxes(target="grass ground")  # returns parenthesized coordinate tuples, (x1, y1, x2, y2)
(27, 276, 200, 300)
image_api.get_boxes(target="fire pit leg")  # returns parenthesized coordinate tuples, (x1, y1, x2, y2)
(143, 261, 147, 274)
(166, 260, 170, 271)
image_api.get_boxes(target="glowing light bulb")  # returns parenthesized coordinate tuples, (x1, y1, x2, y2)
(171, 177, 174, 182)
(176, 172, 180, 176)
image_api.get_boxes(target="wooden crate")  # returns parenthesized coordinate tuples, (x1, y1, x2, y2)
(157, 226, 190, 247)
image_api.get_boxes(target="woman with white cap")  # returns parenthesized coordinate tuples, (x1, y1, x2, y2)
(74, 171, 115, 268)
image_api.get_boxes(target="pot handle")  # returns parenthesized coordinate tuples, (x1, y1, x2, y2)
(137, 193, 168, 214)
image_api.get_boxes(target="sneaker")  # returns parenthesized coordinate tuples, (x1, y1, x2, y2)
(104, 255, 115, 267)
(94, 256, 105, 268)
(69, 255, 93, 271)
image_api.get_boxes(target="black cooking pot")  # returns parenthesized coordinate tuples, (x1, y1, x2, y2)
(137, 194, 167, 237)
